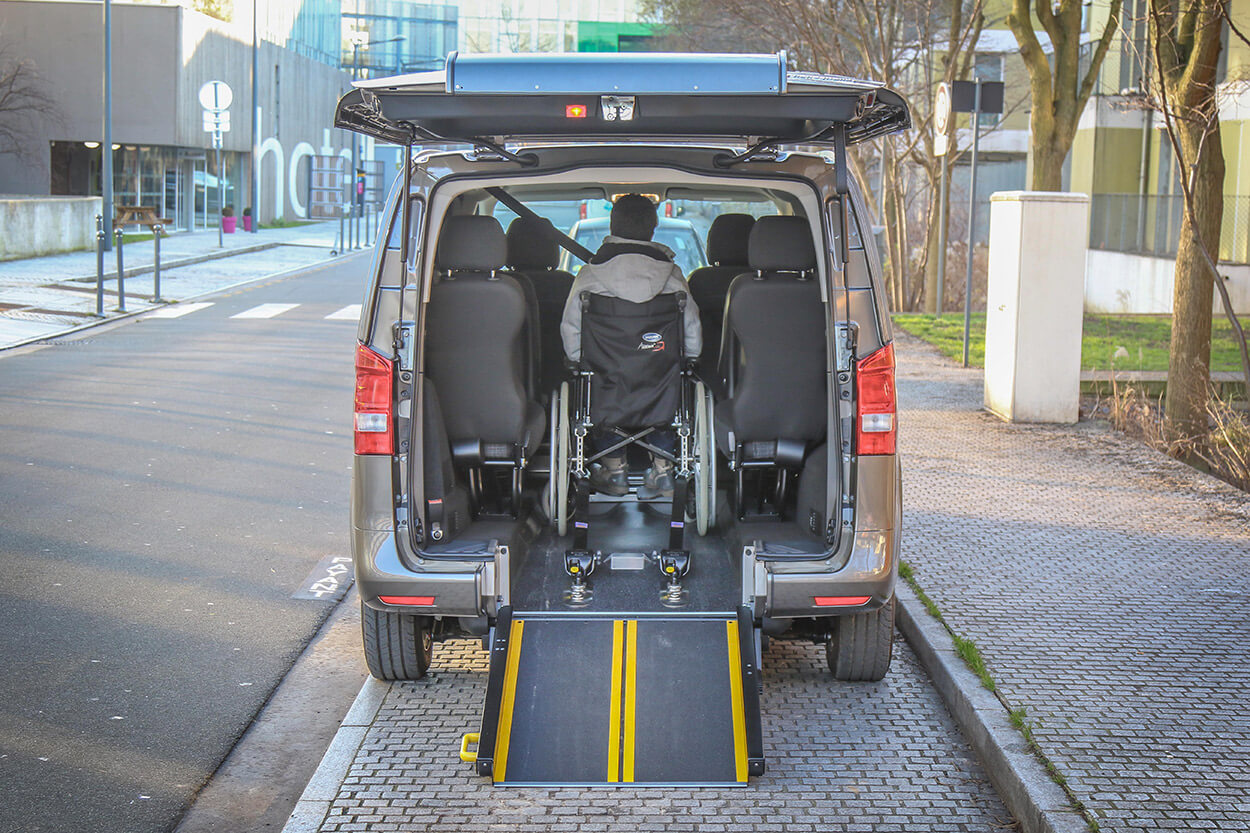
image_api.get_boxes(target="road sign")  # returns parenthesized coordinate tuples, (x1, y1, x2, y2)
(202, 111, 231, 132)
(198, 80, 233, 112)
(934, 82, 951, 157)
(949, 80, 1004, 114)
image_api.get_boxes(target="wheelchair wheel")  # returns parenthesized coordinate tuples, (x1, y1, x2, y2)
(693, 380, 717, 536)
(549, 382, 571, 537)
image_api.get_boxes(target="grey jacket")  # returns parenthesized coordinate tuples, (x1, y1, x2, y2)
(560, 235, 702, 362)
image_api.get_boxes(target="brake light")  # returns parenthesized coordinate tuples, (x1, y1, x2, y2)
(855, 343, 897, 455)
(814, 596, 871, 607)
(664, 202, 673, 217)
(354, 343, 394, 455)
(579, 202, 587, 219)
(379, 595, 435, 606)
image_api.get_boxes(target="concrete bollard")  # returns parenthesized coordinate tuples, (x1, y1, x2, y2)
(983, 191, 1090, 423)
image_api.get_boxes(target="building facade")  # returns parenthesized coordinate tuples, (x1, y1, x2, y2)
(0, 0, 358, 228)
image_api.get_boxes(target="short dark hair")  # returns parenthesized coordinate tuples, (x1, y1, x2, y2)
(610, 194, 658, 241)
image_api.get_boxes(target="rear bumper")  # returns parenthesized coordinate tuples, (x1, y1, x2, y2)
(353, 528, 493, 617)
(763, 526, 898, 618)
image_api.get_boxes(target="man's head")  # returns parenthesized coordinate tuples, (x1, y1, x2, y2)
(609, 193, 658, 241)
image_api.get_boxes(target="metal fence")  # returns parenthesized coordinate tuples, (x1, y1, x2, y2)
(1090, 193, 1250, 264)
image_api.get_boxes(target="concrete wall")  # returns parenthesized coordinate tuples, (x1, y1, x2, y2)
(1085, 248, 1250, 315)
(0, 196, 102, 260)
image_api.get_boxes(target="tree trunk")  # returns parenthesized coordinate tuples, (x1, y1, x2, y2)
(922, 161, 949, 312)
(1164, 122, 1224, 438)
(1028, 130, 1068, 191)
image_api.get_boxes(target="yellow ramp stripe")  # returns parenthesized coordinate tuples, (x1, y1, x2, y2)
(607, 620, 625, 782)
(492, 619, 525, 783)
(622, 619, 638, 782)
(726, 620, 748, 782)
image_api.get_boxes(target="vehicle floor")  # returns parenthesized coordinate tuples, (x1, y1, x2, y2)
(511, 497, 742, 614)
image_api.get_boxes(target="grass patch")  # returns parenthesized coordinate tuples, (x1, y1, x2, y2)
(951, 633, 996, 692)
(259, 218, 317, 229)
(894, 312, 1247, 373)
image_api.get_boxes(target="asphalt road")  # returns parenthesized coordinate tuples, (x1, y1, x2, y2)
(0, 253, 369, 833)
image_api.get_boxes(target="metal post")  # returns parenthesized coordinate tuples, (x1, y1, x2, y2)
(250, 0, 259, 233)
(935, 150, 949, 315)
(338, 203, 345, 255)
(351, 42, 359, 251)
(114, 227, 126, 312)
(961, 78, 982, 368)
(102, 0, 114, 252)
(215, 144, 223, 248)
(153, 225, 162, 302)
(95, 215, 106, 316)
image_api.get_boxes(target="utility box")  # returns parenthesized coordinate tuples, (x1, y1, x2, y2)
(983, 191, 1089, 423)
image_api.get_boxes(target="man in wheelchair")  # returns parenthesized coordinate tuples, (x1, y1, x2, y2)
(559, 194, 703, 501)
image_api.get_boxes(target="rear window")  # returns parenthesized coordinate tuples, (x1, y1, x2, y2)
(571, 225, 706, 275)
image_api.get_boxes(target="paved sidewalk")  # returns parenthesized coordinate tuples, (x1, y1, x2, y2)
(0, 220, 364, 348)
(897, 331, 1250, 832)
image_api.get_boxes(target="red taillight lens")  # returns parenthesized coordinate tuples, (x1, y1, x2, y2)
(856, 343, 897, 456)
(814, 596, 871, 607)
(664, 202, 674, 217)
(354, 343, 394, 455)
(579, 202, 587, 219)
(379, 595, 435, 606)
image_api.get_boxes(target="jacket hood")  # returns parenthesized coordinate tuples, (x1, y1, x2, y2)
(589, 235, 680, 302)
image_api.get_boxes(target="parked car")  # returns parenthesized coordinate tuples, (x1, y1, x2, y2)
(337, 52, 908, 700)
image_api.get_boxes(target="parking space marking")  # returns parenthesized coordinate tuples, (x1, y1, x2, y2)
(146, 302, 214, 318)
(292, 554, 353, 602)
(232, 303, 300, 319)
(325, 304, 361, 321)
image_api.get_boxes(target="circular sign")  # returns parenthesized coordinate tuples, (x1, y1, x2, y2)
(198, 80, 233, 112)
(934, 82, 951, 135)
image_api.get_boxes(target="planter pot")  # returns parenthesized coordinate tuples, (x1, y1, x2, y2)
(222, 216, 237, 233)
(242, 215, 253, 232)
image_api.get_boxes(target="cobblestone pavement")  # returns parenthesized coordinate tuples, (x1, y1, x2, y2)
(896, 332, 1250, 832)
(315, 638, 1013, 832)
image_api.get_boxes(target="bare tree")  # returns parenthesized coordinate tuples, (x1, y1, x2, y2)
(1145, 0, 1250, 438)
(1007, 0, 1123, 190)
(644, 0, 983, 311)
(0, 40, 61, 168)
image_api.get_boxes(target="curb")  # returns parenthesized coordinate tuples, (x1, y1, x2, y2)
(895, 583, 1087, 833)
(280, 677, 390, 833)
(62, 240, 281, 283)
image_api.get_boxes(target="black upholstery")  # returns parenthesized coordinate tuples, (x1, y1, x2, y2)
(716, 216, 826, 454)
(580, 292, 685, 428)
(505, 217, 577, 393)
(687, 214, 755, 379)
(795, 442, 828, 538)
(428, 215, 544, 462)
(422, 381, 471, 542)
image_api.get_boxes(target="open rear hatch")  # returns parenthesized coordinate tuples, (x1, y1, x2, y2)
(335, 51, 910, 151)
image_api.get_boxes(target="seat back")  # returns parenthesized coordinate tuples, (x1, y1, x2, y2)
(720, 215, 826, 447)
(505, 216, 577, 393)
(580, 291, 685, 427)
(426, 215, 540, 456)
(687, 213, 755, 374)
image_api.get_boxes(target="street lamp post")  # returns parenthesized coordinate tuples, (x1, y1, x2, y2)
(102, 0, 113, 252)
(348, 33, 404, 249)
(250, 0, 259, 233)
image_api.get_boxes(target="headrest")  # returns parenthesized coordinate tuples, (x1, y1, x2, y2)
(748, 215, 817, 273)
(435, 215, 507, 272)
(706, 214, 756, 266)
(505, 217, 559, 270)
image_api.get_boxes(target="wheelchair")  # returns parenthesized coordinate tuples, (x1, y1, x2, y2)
(547, 291, 716, 585)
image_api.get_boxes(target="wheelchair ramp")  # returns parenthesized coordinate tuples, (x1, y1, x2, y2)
(470, 608, 764, 786)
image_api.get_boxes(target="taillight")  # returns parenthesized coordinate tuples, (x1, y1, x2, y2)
(814, 596, 871, 607)
(855, 343, 897, 455)
(354, 342, 394, 455)
(579, 202, 587, 219)
(664, 202, 674, 217)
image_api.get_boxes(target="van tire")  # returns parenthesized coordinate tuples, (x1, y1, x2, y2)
(362, 602, 433, 680)
(826, 596, 894, 681)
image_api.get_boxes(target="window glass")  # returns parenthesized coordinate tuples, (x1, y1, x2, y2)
(387, 198, 424, 250)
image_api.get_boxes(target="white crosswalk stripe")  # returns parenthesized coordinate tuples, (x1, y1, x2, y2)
(146, 302, 214, 319)
(325, 304, 362, 321)
(231, 303, 300, 319)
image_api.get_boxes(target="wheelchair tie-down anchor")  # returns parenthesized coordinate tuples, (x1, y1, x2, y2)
(552, 291, 715, 597)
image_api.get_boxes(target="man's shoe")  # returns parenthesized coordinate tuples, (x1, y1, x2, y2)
(589, 459, 629, 496)
(636, 466, 675, 500)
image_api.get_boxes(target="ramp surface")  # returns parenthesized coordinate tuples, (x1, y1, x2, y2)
(475, 609, 763, 786)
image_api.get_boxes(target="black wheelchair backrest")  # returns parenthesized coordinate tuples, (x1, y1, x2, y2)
(579, 291, 685, 428)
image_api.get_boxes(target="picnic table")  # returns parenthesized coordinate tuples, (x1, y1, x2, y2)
(114, 205, 171, 234)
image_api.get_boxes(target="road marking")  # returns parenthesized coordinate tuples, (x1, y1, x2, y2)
(325, 304, 361, 321)
(146, 302, 214, 319)
(291, 554, 353, 602)
(231, 303, 299, 319)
